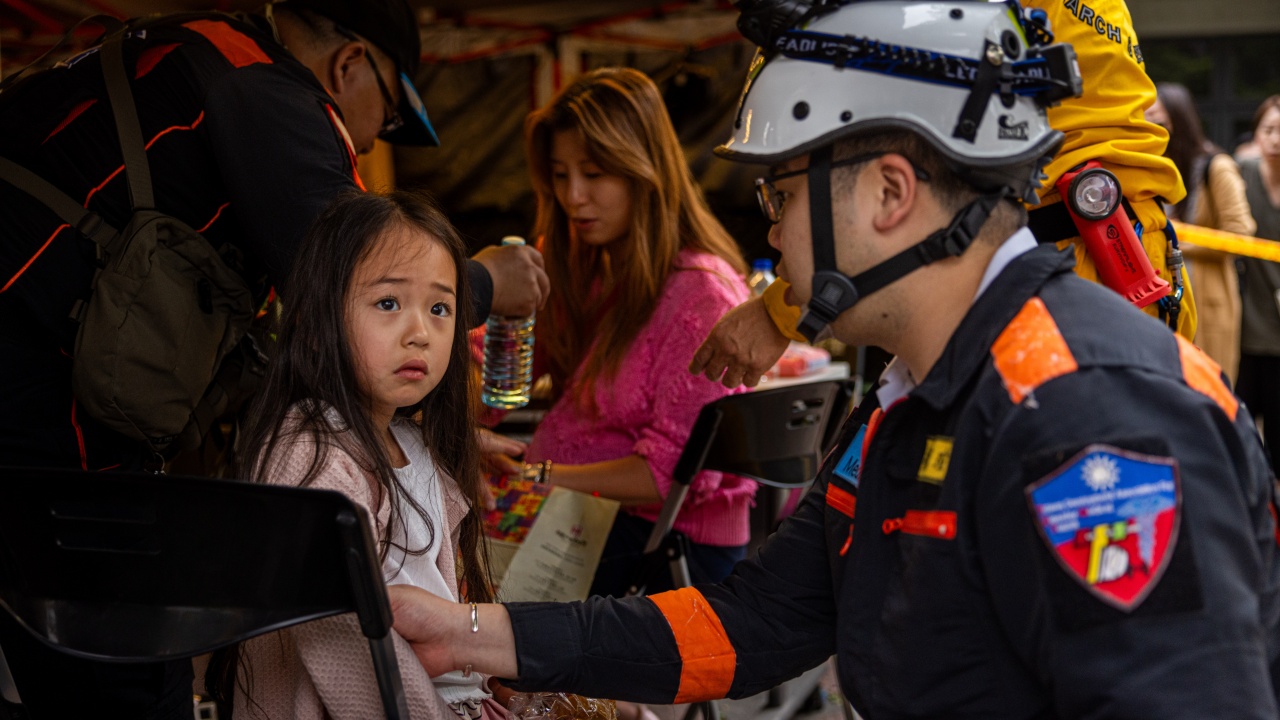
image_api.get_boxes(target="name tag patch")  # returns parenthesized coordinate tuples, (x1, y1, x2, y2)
(917, 436, 953, 484)
(833, 425, 867, 487)
(1026, 445, 1180, 611)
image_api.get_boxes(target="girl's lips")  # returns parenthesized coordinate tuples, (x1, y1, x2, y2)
(396, 361, 427, 379)
(573, 218, 597, 230)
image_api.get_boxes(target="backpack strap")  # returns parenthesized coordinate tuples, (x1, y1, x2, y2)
(0, 156, 118, 248)
(99, 26, 154, 211)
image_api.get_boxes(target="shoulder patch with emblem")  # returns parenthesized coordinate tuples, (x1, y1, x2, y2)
(1025, 444, 1180, 611)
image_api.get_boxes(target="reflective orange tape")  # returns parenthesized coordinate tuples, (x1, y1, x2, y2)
(826, 483, 856, 519)
(648, 588, 736, 703)
(44, 98, 96, 144)
(991, 297, 1077, 404)
(2, 223, 68, 293)
(135, 42, 180, 79)
(182, 20, 272, 68)
(901, 510, 957, 540)
(1175, 335, 1238, 421)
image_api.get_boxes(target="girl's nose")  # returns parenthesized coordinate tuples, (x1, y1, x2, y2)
(405, 310, 430, 346)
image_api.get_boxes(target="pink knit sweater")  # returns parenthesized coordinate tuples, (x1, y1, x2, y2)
(527, 250, 754, 546)
(234, 415, 475, 720)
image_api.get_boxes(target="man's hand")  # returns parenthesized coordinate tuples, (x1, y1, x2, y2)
(389, 586, 520, 679)
(473, 244, 549, 317)
(689, 295, 790, 388)
(388, 585, 462, 677)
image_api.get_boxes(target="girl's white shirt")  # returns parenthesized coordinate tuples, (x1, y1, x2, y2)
(387, 418, 490, 711)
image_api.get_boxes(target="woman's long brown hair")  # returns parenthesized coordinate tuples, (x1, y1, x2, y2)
(525, 67, 746, 412)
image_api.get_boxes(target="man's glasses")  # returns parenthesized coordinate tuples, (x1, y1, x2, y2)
(336, 26, 403, 138)
(754, 151, 930, 224)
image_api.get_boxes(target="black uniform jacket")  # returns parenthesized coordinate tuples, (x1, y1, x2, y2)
(0, 14, 491, 469)
(505, 243, 1280, 719)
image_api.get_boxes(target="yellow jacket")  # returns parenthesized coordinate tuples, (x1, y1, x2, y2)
(764, 0, 1197, 342)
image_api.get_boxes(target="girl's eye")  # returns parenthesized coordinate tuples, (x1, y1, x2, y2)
(376, 298, 400, 312)
(551, 171, 568, 181)
(431, 301, 452, 317)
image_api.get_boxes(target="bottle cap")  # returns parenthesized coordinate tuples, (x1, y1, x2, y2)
(752, 258, 774, 272)
(501, 235, 527, 247)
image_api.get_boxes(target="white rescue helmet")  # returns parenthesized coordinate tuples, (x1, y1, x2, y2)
(718, 0, 1081, 203)
(717, 0, 1082, 340)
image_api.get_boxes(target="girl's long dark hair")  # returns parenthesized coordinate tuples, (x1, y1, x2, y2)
(1156, 82, 1222, 220)
(207, 190, 493, 709)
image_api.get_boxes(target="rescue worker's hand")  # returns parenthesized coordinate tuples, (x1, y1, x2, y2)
(388, 585, 462, 677)
(473, 243, 549, 317)
(690, 295, 789, 388)
(389, 585, 519, 679)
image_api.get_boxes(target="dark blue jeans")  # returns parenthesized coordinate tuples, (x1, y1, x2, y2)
(589, 511, 747, 598)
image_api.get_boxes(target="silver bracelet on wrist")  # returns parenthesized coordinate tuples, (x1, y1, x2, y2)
(463, 602, 478, 678)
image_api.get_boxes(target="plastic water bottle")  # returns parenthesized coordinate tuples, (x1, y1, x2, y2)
(482, 236, 535, 409)
(748, 258, 777, 297)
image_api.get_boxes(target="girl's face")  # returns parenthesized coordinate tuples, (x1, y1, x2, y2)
(550, 129, 633, 247)
(346, 225, 458, 425)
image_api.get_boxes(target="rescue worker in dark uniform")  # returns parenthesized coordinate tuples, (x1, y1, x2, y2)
(384, 1, 1280, 716)
(0, 0, 545, 715)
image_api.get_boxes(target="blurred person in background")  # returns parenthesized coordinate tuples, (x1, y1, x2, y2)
(1147, 82, 1255, 382)
(1237, 95, 1280, 472)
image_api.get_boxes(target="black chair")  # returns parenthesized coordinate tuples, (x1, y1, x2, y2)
(0, 467, 411, 720)
(626, 379, 854, 720)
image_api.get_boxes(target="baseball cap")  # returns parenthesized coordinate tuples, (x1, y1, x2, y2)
(282, 0, 439, 146)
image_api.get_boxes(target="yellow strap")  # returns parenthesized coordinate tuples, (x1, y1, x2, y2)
(1172, 221, 1280, 263)
(762, 279, 808, 343)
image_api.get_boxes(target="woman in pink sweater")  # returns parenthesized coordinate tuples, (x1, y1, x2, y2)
(518, 68, 753, 598)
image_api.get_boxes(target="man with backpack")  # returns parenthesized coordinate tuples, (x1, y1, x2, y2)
(0, 0, 544, 715)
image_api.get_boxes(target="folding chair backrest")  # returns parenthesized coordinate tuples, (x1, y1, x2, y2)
(675, 380, 853, 489)
(0, 466, 408, 718)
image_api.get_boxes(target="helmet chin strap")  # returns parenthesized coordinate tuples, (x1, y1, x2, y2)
(796, 144, 1004, 341)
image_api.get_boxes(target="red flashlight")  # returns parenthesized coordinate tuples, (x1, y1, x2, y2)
(1056, 161, 1170, 308)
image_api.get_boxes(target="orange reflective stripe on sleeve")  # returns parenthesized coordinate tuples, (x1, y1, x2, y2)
(991, 297, 1078, 404)
(1175, 334, 1238, 421)
(182, 20, 272, 68)
(648, 587, 736, 703)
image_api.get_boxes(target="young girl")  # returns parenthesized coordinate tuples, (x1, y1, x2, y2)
(218, 190, 502, 720)
(515, 68, 753, 598)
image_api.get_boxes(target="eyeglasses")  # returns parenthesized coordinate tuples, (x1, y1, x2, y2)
(363, 51, 403, 137)
(754, 151, 930, 224)
(336, 26, 403, 138)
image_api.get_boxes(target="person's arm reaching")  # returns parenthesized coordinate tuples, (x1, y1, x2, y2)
(391, 467, 843, 705)
(689, 288, 791, 388)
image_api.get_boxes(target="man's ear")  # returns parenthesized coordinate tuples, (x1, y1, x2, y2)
(328, 41, 367, 97)
(870, 153, 919, 233)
